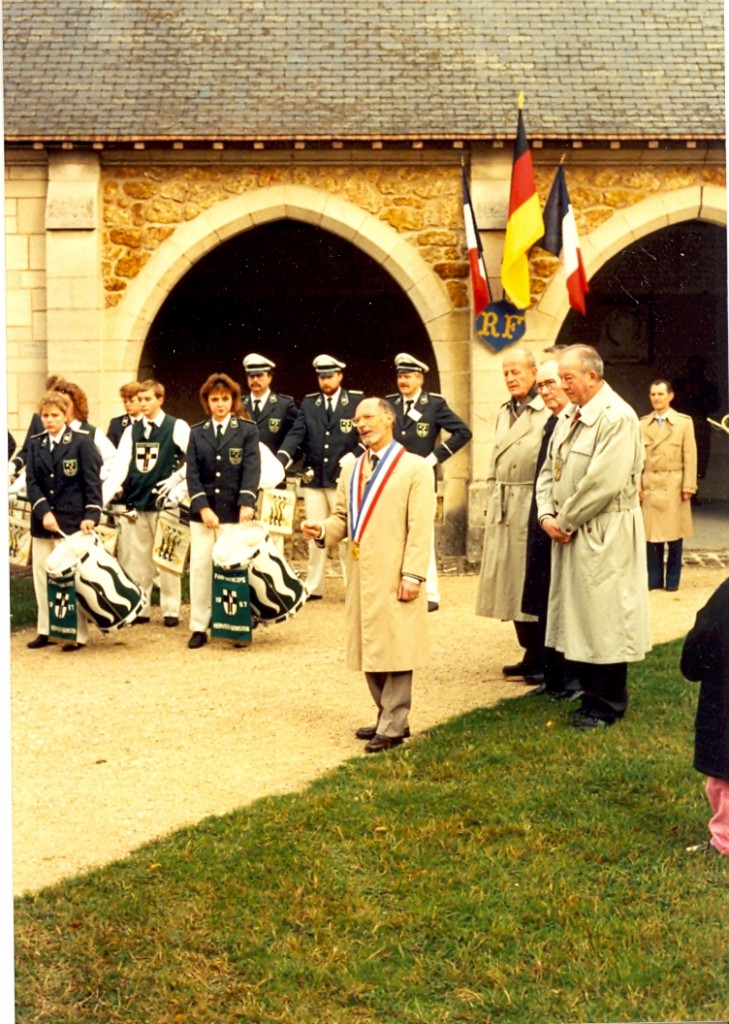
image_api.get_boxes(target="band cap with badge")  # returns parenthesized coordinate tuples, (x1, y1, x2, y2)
(394, 352, 430, 374)
(312, 354, 346, 376)
(242, 353, 276, 374)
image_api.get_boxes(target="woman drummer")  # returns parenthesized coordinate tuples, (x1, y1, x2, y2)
(186, 373, 261, 649)
(25, 390, 103, 651)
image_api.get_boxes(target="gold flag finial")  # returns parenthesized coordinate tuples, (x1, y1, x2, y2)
(518, 91, 525, 110)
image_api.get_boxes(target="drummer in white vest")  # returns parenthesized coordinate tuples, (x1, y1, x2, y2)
(102, 379, 191, 628)
(25, 389, 103, 650)
(185, 373, 261, 649)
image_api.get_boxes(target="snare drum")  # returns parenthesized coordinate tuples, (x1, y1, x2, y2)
(8, 495, 32, 567)
(212, 521, 307, 624)
(46, 531, 146, 632)
(152, 508, 191, 575)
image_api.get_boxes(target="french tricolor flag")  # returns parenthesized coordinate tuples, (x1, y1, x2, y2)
(541, 165, 589, 315)
(461, 165, 490, 316)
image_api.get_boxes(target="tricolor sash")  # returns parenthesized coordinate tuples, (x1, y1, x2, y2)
(348, 442, 405, 556)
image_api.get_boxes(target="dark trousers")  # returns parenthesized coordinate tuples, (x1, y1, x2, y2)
(647, 540, 683, 590)
(513, 619, 542, 671)
(566, 660, 628, 722)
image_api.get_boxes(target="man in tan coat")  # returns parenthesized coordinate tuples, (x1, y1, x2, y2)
(537, 345, 651, 730)
(639, 379, 697, 591)
(302, 398, 435, 753)
(476, 347, 549, 681)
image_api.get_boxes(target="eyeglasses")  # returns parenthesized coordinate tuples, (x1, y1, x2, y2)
(536, 379, 559, 392)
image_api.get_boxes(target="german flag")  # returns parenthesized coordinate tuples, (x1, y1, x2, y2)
(501, 102, 542, 310)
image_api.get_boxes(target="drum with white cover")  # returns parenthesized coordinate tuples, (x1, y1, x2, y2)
(212, 521, 307, 624)
(46, 531, 146, 632)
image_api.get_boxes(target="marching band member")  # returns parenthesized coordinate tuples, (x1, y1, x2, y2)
(186, 373, 260, 649)
(387, 352, 472, 612)
(101, 379, 191, 628)
(25, 390, 103, 651)
(241, 353, 298, 454)
(107, 380, 143, 447)
(277, 354, 365, 601)
(55, 380, 118, 482)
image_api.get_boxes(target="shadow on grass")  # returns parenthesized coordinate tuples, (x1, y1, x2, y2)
(13, 641, 728, 1024)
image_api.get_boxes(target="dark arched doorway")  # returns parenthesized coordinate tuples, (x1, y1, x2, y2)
(550, 220, 727, 418)
(141, 221, 434, 425)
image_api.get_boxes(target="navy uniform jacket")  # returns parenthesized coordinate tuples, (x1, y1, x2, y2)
(26, 428, 103, 539)
(186, 416, 261, 524)
(279, 389, 366, 488)
(107, 413, 134, 448)
(387, 391, 472, 463)
(241, 392, 298, 453)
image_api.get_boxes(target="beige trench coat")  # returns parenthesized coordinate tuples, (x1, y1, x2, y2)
(321, 447, 435, 672)
(536, 383, 651, 665)
(639, 410, 697, 542)
(476, 394, 549, 620)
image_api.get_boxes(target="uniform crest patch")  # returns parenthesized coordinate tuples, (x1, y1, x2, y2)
(229, 447, 243, 465)
(62, 458, 78, 477)
(269, 418, 281, 433)
(135, 443, 159, 473)
(340, 419, 353, 433)
(416, 422, 430, 437)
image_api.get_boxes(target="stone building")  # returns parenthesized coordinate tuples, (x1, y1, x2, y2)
(4, 0, 726, 559)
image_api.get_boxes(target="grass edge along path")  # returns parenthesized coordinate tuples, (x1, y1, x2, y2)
(13, 640, 728, 1024)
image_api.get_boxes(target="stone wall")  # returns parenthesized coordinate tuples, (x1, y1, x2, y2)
(101, 164, 469, 309)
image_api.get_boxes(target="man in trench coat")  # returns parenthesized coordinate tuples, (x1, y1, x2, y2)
(639, 379, 697, 592)
(475, 346, 550, 680)
(302, 397, 435, 753)
(536, 344, 651, 729)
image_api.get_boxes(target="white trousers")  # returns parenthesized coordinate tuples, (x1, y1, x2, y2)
(188, 520, 238, 632)
(32, 536, 89, 642)
(303, 487, 346, 596)
(123, 510, 181, 617)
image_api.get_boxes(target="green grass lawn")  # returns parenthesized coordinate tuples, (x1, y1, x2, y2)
(13, 639, 727, 1023)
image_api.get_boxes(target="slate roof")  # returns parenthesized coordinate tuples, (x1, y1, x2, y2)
(3, 0, 725, 142)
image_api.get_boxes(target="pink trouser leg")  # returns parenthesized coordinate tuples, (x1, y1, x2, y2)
(705, 776, 729, 854)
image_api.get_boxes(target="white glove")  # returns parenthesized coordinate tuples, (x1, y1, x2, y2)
(9, 469, 26, 495)
(165, 479, 190, 508)
(339, 452, 356, 470)
(102, 482, 121, 507)
(426, 452, 439, 468)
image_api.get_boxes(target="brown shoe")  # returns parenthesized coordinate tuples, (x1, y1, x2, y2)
(356, 724, 410, 741)
(364, 733, 405, 754)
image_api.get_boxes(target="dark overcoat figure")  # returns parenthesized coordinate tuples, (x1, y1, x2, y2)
(680, 578, 729, 781)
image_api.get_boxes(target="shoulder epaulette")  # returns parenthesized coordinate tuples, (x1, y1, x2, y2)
(305, 392, 320, 398)
(428, 392, 444, 398)
(347, 389, 365, 396)
(194, 419, 210, 429)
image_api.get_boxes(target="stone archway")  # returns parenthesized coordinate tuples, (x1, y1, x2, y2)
(104, 184, 459, 382)
(533, 183, 727, 338)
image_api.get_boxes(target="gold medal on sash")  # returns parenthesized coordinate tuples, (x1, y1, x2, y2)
(350, 541, 360, 560)
(554, 456, 563, 481)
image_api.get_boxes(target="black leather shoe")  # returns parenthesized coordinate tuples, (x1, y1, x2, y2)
(306, 594, 323, 602)
(364, 733, 405, 753)
(523, 672, 545, 685)
(502, 661, 537, 677)
(132, 616, 150, 625)
(572, 714, 614, 730)
(27, 634, 50, 649)
(356, 725, 411, 741)
(188, 631, 208, 649)
(427, 601, 439, 612)
(527, 683, 548, 695)
(163, 616, 179, 628)
(61, 642, 85, 652)
(549, 688, 584, 703)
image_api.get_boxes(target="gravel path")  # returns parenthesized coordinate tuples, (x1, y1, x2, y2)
(11, 567, 725, 895)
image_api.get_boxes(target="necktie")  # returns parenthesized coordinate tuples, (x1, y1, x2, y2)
(326, 397, 333, 421)
(656, 416, 664, 427)
(253, 400, 261, 417)
(405, 400, 413, 417)
(571, 409, 581, 428)
(216, 423, 224, 442)
(143, 419, 152, 439)
(370, 452, 379, 469)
